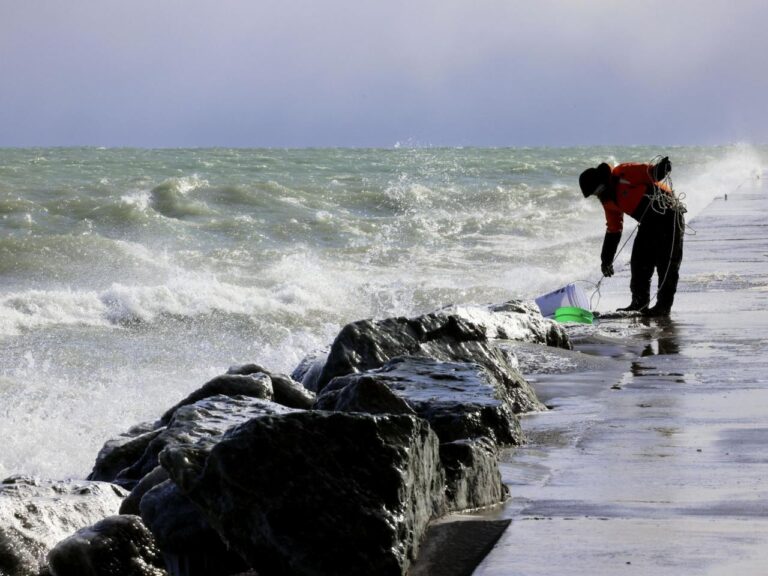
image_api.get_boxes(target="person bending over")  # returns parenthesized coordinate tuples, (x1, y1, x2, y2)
(579, 157, 684, 317)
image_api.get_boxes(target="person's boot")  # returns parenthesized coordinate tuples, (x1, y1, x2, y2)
(643, 304, 671, 317)
(644, 294, 674, 317)
(617, 298, 648, 312)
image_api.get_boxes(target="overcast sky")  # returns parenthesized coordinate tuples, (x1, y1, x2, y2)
(1, 0, 766, 147)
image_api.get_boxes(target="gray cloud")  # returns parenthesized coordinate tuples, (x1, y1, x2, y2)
(1, 0, 765, 146)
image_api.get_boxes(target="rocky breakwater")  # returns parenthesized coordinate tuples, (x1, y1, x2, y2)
(4, 300, 569, 576)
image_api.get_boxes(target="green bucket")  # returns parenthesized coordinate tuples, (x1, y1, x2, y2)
(554, 306, 594, 324)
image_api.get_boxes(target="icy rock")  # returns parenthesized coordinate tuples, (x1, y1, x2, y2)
(315, 313, 544, 415)
(114, 395, 300, 488)
(227, 363, 316, 409)
(437, 300, 571, 349)
(313, 372, 415, 415)
(440, 438, 508, 512)
(45, 515, 167, 576)
(124, 396, 299, 573)
(317, 356, 526, 445)
(159, 373, 273, 425)
(161, 411, 446, 576)
(87, 422, 163, 484)
(118, 466, 168, 516)
(88, 373, 280, 489)
(0, 477, 127, 576)
(315, 314, 481, 392)
(315, 358, 513, 511)
(290, 349, 328, 391)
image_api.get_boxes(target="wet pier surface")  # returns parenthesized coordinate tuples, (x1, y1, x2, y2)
(474, 184, 768, 575)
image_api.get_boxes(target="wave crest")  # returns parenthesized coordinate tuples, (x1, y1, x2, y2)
(149, 175, 212, 219)
(0, 271, 339, 337)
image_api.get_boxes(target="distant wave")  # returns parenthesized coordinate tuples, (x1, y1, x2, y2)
(148, 175, 213, 219)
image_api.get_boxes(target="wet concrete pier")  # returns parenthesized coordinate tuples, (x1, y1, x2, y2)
(474, 182, 768, 575)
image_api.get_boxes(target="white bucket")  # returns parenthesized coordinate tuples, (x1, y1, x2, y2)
(535, 283, 590, 318)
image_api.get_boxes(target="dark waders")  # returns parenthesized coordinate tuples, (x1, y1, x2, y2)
(630, 207, 685, 312)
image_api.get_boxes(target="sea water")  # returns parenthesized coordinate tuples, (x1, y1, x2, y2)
(0, 145, 764, 479)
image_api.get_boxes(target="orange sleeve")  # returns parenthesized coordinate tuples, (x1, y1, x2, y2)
(603, 203, 624, 233)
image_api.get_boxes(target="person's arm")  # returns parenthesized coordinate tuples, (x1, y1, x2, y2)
(600, 205, 623, 276)
(600, 231, 621, 276)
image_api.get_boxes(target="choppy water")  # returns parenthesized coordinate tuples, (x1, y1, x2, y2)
(1, 145, 764, 478)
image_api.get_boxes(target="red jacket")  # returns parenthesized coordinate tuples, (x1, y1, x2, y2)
(602, 163, 672, 233)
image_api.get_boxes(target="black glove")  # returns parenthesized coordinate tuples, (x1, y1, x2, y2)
(652, 156, 672, 180)
(601, 263, 614, 277)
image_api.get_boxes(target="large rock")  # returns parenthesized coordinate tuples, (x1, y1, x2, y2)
(312, 314, 478, 392)
(317, 356, 527, 445)
(313, 373, 415, 415)
(45, 515, 167, 576)
(0, 477, 126, 576)
(116, 395, 299, 488)
(118, 466, 168, 516)
(440, 438, 508, 512)
(290, 349, 328, 390)
(139, 480, 248, 576)
(128, 396, 299, 573)
(315, 360, 509, 510)
(161, 411, 446, 576)
(159, 373, 273, 425)
(227, 363, 316, 409)
(312, 313, 544, 417)
(437, 300, 571, 349)
(88, 372, 289, 488)
(301, 304, 569, 393)
(87, 422, 163, 485)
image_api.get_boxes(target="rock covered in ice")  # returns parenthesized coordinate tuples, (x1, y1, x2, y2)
(0, 477, 127, 576)
(117, 396, 298, 571)
(45, 515, 167, 576)
(89, 366, 311, 488)
(312, 314, 479, 392)
(87, 422, 163, 485)
(161, 411, 446, 576)
(159, 372, 274, 425)
(436, 300, 571, 349)
(313, 371, 416, 415)
(296, 303, 570, 392)
(312, 313, 545, 415)
(75, 309, 553, 574)
(440, 437, 507, 512)
(317, 356, 527, 445)
(136, 395, 299, 481)
(118, 466, 168, 516)
(315, 358, 512, 511)
(290, 349, 328, 390)
(88, 376, 271, 487)
(85, 395, 302, 572)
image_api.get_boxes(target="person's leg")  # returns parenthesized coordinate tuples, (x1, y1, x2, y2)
(623, 225, 654, 311)
(648, 210, 684, 315)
